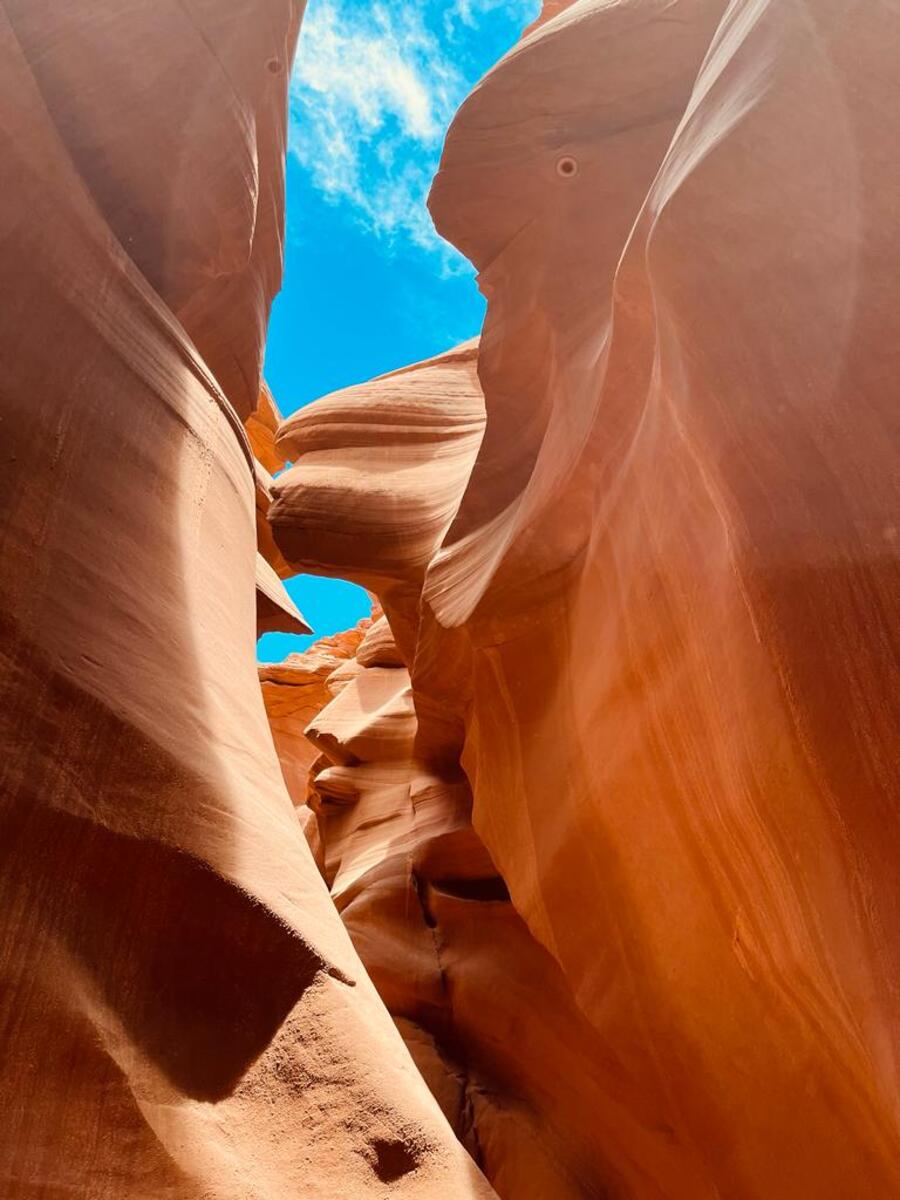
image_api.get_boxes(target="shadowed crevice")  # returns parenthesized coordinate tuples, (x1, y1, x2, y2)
(1, 720, 329, 1104)
(368, 1136, 421, 1183)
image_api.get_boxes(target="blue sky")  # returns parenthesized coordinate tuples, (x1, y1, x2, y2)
(258, 0, 538, 663)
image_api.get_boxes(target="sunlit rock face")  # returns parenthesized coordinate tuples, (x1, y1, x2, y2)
(271, 339, 486, 660)
(272, 618, 691, 1198)
(271, 0, 900, 1195)
(0, 4, 499, 1198)
(260, 622, 370, 808)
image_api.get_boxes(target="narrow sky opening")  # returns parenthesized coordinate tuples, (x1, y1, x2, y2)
(257, 0, 539, 664)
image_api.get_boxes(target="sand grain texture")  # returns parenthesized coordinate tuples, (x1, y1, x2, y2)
(270, 0, 900, 1195)
(0, 3, 498, 1197)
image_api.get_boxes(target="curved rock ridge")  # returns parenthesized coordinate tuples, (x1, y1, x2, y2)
(255, 551, 311, 635)
(523, 0, 578, 36)
(247, 390, 297, 587)
(252, 456, 296, 582)
(246, 383, 288, 475)
(1, 3, 297, 422)
(259, 621, 370, 807)
(270, 339, 485, 657)
(358, 615, 407, 668)
(268, 0, 900, 1196)
(276, 613, 630, 1197)
(425, 0, 730, 629)
(0, 4, 499, 1198)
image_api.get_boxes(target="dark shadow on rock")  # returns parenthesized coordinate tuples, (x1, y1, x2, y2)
(1, 698, 326, 1103)
(368, 1137, 421, 1184)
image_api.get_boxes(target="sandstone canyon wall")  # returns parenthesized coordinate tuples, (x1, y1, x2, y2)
(3, 0, 900, 1197)
(0, 3, 497, 1197)
(268, 0, 900, 1197)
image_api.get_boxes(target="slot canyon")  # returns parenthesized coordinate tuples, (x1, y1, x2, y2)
(1, 0, 899, 1197)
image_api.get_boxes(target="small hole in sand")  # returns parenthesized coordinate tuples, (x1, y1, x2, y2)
(369, 1138, 419, 1183)
(267, 58, 283, 75)
(556, 155, 578, 178)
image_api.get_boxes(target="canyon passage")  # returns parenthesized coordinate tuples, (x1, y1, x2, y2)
(1, 1, 899, 1197)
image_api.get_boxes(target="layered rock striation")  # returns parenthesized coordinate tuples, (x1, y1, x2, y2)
(4, 0, 899, 1196)
(269, 0, 900, 1196)
(0, 3, 497, 1197)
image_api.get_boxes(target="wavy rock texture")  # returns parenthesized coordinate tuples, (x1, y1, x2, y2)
(255, 552, 311, 635)
(247, 384, 288, 475)
(260, 622, 370, 808)
(280, 619, 685, 1198)
(272, 338, 485, 662)
(0, 4, 498, 1198)
(271, 0, 900, 1196)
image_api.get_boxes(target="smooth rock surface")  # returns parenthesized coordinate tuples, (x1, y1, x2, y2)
(271, 0, 900, 1195)
(6, 0, 900, 1195)
(0, 4, 498, 1198)
(255, 552, 311, 635)
(260, 624, 369, 805)
(246, 384, 288, 475)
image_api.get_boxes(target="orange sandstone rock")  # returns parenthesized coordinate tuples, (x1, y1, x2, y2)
(255, 552, 311, 635)
(429, 0, 900, 1194)
(260, 623, 369, 805)
(253, 456, 296, 580)
(281, 601, 672, 1198)
(0, 4, 498, 1198)
(270, 0, 900, 1195)
(271, 338, 485, 662)
(246, 384, 288, 475)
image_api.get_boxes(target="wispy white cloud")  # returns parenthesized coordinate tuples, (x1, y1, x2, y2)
(443, 0, 538, 37)
(289, 0, 538, 270)
(289, 2, 464, 268)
